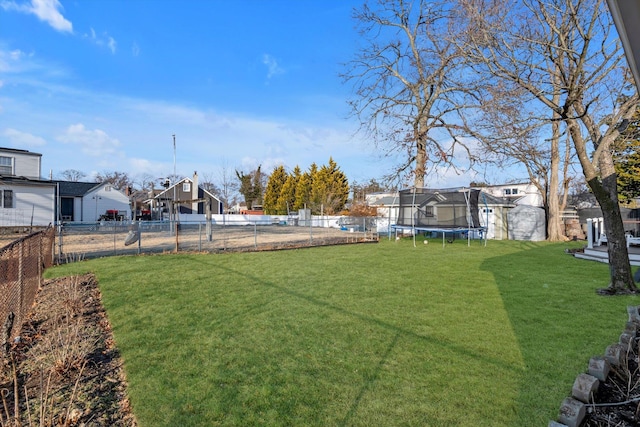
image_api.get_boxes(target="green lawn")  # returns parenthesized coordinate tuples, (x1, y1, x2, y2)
(45, 238, 639, 426)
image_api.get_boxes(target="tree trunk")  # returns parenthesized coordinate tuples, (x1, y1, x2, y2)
(414, 135, 427, 188)
(569, 120, 637, 294)
(588, 163, 637, 293)
(547, 107, 565, 241)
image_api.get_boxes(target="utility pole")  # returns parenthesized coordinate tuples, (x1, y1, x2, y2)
(172, 134, 177, 234)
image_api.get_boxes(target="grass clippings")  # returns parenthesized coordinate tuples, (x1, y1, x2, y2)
(0, 274, 136, 426)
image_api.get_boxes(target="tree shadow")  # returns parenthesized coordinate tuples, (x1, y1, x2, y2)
(182, 256, 526, 424)
(480, 242, 639, 425)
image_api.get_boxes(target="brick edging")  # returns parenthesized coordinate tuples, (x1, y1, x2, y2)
(549, 306, 640, 427)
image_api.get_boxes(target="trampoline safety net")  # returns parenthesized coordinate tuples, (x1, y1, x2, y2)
(395, 188, 482, 229)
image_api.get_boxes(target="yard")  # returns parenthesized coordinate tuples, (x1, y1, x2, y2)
(43, 238, 638, 426)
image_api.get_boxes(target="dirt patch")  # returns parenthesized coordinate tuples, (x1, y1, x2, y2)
(0, 274, 136, 426)
(54, 225, 372, 260)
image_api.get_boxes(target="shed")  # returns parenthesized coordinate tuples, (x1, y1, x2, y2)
(507, 205, 546, 241)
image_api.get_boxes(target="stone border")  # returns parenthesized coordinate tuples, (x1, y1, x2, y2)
(549, 306, 640, 427)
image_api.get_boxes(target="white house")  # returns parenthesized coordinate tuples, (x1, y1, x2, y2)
(0, 147, 56, 227)
(55, 181, 131, 222)
(479, 182, 544, 207)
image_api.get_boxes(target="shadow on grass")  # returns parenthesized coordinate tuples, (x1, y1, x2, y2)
(480, 241, 638, 425)
(182, 256, 525, 424)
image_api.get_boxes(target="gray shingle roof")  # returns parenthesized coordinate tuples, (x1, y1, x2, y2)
(54, 181, 101, 197)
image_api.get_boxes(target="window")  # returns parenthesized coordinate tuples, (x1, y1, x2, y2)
(183, 182, 191, 192)
(2, 190, 13, 208)
(0, 156, 12, 175)
(504, 189, 511, 195)
(424, 206, 434, 217)
(511, 188, 518, 195)
(104, 185, 112, 192)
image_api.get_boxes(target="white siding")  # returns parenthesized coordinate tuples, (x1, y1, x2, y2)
(0, 149, 42, 179)
(83, 185, 131, 221)
(0, 183, 55, 226)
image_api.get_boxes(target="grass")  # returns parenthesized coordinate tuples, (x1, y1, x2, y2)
(45, 238, 640, 426)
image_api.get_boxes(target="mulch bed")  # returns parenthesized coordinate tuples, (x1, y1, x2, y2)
(581, 335, 640, 426)
(0, 274, 136, 426)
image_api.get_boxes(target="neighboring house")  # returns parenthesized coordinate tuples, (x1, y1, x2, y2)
(480, 182, 543, 207)
(367, 192, 401, 234)
(151, 172, 222, 221)
(0, 147, 56, 227)
(54, 181, 131, 222)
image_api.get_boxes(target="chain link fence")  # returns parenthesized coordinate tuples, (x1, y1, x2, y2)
(55, 216, 378, 262)
(0, 227, 55, 347)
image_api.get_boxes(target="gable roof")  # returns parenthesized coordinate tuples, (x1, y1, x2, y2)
(54, 181, 101, 197)
(154, 177, 221, 202)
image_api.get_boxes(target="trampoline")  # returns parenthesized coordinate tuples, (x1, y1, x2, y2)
(391, 187, 487, 247)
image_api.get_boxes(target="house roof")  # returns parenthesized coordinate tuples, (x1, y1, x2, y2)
(154, 177, 221, 202)
(54, 181, 101, 197)
(0, 147, 42, 157)
(0, 175, 55, 187)
(369, 196, 400, 207)
(607, 0, 640, 88)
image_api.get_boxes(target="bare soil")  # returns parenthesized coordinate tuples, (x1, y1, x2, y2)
(1, 274, 136, 426)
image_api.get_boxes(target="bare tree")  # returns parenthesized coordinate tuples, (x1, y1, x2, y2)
(216, 160, 239, 213)
(95, 171, 134, 192)
(58, 169, 86, 182)
(460, 0, 639, 292)
(462, 76, 574, 241)
(134, 173, 157, 192)
(343, 0, 476, 188)
(199, 172, 219, 193)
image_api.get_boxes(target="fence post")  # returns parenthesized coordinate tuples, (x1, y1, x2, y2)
(57, 224, 63, 263)
(18, 242, 23, 332)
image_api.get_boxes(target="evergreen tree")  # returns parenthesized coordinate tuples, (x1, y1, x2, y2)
(311, 158, 349, 215)
(251, 165, 264, 207)
(614, 110, 640, 205)
(263, 165, 288, 214)
(236, 166, 265, 209)
(277, 165, 300, 214)
(295, 163, 317, 211)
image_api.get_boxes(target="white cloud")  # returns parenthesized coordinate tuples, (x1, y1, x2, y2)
(84, 28, 117, 54)
(107, 36, 116, 54)
(0, 48, 28, 73)
(262, 54, 284, 80)
(1, 0, 72, 33)
(127, 157, 167, 176)
(57, 123, 121, 157)
(2, 128, 47, 147)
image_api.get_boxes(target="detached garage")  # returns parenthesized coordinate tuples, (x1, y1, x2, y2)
(508, 205, 546, 241)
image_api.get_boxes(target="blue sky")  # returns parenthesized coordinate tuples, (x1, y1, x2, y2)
(0, 0, 494, 189)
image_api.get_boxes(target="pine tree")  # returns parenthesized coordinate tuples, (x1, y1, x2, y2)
(295, 163, 317, 212)
(251, 165, 264, 208)
(263, 165, 288, 214)
(311, 158, 349, 214)
(614, 109, 640, 206)
(236, 166, 265, 209)
(277, 165, 300, 214)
